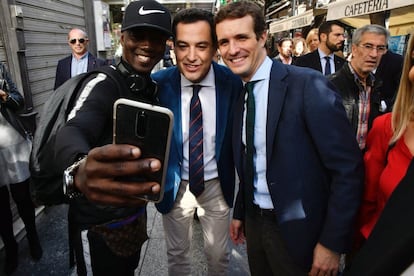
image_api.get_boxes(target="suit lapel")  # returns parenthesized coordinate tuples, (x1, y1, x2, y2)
(314, 51, 323, 72)
(214, 64, 230, 162)
(266, 61, 288, 162)
(87, 54, 95, 71)
(233, 90, 245, 173)
(334, 56, 343, 71)
(169, 71, 184, 162)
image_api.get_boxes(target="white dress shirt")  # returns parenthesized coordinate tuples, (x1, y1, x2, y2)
(181, 65, 218, 181)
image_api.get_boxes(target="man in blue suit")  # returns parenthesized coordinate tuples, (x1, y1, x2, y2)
(54, 28, 106, 89)
(215, 2, 363, 275)
(152, 9, 242, 276)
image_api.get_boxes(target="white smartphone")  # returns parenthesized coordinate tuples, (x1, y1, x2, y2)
(113, 98, 174, 203)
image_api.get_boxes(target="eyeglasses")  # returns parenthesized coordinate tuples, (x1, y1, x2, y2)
(358, 44, 387, 54)
(69, 38, 87, 44)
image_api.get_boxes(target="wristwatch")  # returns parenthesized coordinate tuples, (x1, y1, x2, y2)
(63, 157, 86, 199)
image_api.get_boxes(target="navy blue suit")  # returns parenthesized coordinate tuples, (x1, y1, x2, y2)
(152, 62, 242, 214)
(54, 53, 106, 89)
(232, 61, 364, 270)
(293, 50, 345, 73)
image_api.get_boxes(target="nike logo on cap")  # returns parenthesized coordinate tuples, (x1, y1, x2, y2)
(138, 6, 165, 15)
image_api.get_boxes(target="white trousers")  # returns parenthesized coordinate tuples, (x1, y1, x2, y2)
(162, 178, 230, 276)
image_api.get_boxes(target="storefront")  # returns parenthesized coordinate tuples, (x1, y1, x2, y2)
(326, 0, 414, 54)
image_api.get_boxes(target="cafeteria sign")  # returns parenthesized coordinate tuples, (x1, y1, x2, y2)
(327, 0, 414, 20)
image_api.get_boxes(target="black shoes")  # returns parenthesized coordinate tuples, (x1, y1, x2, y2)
(4, 242, 18, 275)
(3, 234, 42, 275)
(27, 232, 43, 261)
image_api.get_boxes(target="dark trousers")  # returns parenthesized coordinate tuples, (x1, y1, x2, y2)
(0, 179, 37, 248)
(244, 206, 307, 276)
(73, 226, 141, 276)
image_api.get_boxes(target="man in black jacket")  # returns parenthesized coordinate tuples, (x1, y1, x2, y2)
(329, 24, 389, 151)
(55, 0, 172, 274)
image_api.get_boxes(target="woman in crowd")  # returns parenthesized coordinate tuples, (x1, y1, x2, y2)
(306, 28, 319, 52)
(292, 37, 309, 57)
(359, 33, 414, 240)
(0, 62, 42, 275)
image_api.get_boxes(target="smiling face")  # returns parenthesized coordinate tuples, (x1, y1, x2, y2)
(351, 32, 387, 79)
(174, 20, 216, 83)
(120, 28, 168, 74)
(216, 15, 267, 82)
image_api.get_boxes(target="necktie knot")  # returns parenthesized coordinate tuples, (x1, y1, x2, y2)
(192, 84, 201, 97)
(245, 81, 255, 94)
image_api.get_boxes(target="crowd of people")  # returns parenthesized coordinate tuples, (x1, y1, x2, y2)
(1, 0, 413, 275)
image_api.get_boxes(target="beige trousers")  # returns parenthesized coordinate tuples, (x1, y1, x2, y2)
(162, 178, 231, 276)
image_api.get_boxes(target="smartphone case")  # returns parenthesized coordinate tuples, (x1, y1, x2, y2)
(113, 98, 173, 202)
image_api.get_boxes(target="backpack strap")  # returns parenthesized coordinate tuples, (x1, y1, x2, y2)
(93, 65, 129, 95)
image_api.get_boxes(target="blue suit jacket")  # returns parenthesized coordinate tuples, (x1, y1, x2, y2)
(232, 61, 364, 270)
(152, 63, 243, 214)
(54, 53, 106, 89)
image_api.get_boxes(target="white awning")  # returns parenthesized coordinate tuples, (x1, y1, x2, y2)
(270, 9, 321, 34)
(326, 0, 414, 20)
(326, 0, 414, 35)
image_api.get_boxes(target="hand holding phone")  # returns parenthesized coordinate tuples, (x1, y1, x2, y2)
(113, 98, 173, 202)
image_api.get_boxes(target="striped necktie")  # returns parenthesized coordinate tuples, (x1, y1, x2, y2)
(189, 85, 204, 197)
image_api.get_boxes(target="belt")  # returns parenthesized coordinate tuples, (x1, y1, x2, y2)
(251, 204, 276, 217)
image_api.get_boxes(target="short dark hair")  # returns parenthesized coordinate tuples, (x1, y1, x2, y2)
(277, 37, 293, 47)
(215, 1, 266, 41)
(173, 8, 217, 48)
(318, 20, 344, 39)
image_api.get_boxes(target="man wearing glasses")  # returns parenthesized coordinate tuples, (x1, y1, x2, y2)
(54, 28, 106, 89)
(329, 24, 390, 151)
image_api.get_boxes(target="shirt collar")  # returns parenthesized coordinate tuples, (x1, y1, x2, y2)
(72, 52, 89, 60)
(318, 48, 334, 60)
(348, 63, 375, 87)
(181, 64, 215, 88)
(245, 56, 272, 85)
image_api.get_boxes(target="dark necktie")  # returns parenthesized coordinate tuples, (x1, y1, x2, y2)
(189, 85, 204, 197)
(245, 81, 256, 203)
(324, 56, 331, 76)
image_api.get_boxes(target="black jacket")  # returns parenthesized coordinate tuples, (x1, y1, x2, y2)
(55, 62, 155, 228)
(293, 50, 345, 73)
(0, 62, 26, 138)
(328, 62, 386, 134)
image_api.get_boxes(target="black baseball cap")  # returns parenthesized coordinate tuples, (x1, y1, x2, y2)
(121, 0, 172, 36)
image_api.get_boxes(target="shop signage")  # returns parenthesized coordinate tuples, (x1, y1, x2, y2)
(327, 0, 414, 20)
(270, 10, 314, 33)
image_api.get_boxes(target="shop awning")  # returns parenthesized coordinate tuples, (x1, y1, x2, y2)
(269, 9, 326, 34)
(326, 0, 414, 35)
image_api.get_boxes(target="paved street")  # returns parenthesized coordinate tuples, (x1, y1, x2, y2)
(0, 203, 250, 276)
